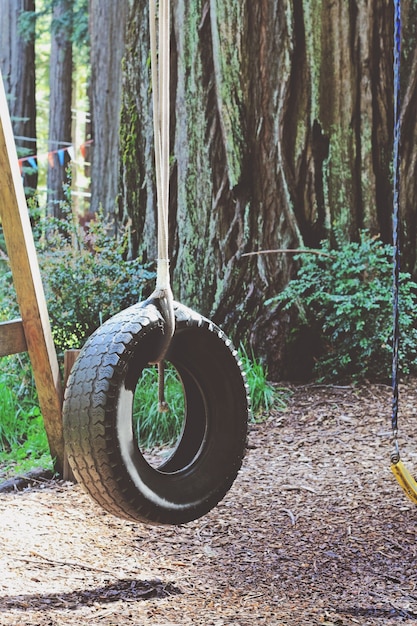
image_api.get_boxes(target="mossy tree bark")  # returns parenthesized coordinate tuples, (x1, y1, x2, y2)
(399, 0, 417, 274)
(119, 0, 417, 378)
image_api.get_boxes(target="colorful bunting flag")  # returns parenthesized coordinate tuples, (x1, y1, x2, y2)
(18, 139, 93, 173)
(27, 156, 38, 171)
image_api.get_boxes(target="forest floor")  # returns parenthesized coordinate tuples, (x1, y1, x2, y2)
(1, 382, 417, 625)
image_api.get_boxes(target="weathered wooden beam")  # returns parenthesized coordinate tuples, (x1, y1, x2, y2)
(0, 72, 64, 473)
(62, 350, 80, 483)
(0, 318, 27, 357)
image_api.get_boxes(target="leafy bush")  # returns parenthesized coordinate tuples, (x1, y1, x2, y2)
(0, 209, 156, 474)
(0, 210, 156, 354)
(36, 212, 156, 352)
(0, 205, 286, 471)
(267, 231, 417, 382)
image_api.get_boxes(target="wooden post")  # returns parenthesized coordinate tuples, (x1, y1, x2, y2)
(63, 350, 80, 482)
(0, 318, 27, 356)
(0, 72, 64, 473)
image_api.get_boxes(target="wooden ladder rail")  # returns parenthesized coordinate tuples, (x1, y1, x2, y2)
(0, 72, 64, 474)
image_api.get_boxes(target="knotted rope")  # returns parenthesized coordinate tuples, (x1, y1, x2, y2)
(148, 0, 175, 363)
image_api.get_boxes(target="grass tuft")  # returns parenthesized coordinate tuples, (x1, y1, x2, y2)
(239, 344, 288, 421)
(133, 363, 185, 450)
(0, 371, 52, 479)
(132, 348, 289, 452)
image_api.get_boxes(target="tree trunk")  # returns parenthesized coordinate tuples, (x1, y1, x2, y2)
(47, 0, 73, 218)
(399, 0, 417, 274)
(119, 0, 417, 379)
(89, 0, 128, 227)
(0, 0, 37, 196)
(119, 0, 154, 259)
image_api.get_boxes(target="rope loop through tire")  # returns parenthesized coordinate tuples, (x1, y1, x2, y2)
(63, 301, 250, 525)
(63, 0, 250, 525)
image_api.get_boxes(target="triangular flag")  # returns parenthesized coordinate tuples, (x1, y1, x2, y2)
(48, 152, 55, 167)
(58, 149, 65, 166)
(67, 145, 75, 161)
(27, 157, 38, 171)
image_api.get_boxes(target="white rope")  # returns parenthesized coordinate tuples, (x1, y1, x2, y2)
(149, 0, 175, 368)
(150, 0, 171, 291)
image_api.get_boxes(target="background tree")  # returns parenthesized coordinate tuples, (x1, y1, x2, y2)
(89, 0, 128, 226)
(3, 0, 415, 378)
(399, 0, 417, 273)
(116, 0, 417, 379)
(0, 0, 38, 195)
(47, 0, 73, 218)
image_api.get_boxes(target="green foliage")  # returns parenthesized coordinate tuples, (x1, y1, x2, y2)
(132, 348, 285, 453)
(267, 231, 417, 382)
(4, 195, 155, 356)
(0, 208, 155, 475)
(19, 0, 89, 50)
(0, 203, 282, 473)
(35, 212, 156, 352)
(239, 344, 287, 420)
(0, 356, 52, 477)
(133, 363, 185, 451)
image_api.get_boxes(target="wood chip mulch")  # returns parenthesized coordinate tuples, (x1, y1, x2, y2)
(1, 381, 417, 625)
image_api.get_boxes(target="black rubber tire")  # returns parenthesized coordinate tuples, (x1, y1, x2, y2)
(62, 300, 249, 525)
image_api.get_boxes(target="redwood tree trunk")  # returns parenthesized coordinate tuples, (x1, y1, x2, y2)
(398, 0, 417, 274)
(47, 0, 73, 218)
(119, 0, 158, 260)
(0, 0, 37, 196)
(118, 0, 417, 378)
(89, 0, 128, 227)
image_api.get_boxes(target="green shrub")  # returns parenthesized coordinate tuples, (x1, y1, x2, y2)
(267, 231, 417, 382)
(36, 212, 156, 352)
(0, 205, 287, 470)
(0, 210, 156, 354)
(0, 209, 156, 474)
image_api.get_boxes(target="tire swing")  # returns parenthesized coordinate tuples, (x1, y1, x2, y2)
(62, 0, 249, 525)
(389, 0, 417, 504)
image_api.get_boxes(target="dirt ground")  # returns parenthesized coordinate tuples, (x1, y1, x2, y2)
(1, 382, 417, 626)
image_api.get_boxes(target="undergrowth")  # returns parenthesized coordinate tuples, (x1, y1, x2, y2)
(133, 363, 185, 450)
(132, 348, 285, 450)
(0, 355, 52, 478)
(0, 208, 283, 475)
(34, 209, 156, 352)
(268, 231, 417, 382)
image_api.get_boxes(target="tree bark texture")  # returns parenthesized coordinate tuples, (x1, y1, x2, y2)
(398, 0, 417, 273)
(118, 1, 417, 378)
(47, 0, 73, 218)
(89, 0, 128, 225)
(119, 0, 154, 258)
(0, 0, 37, 195)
